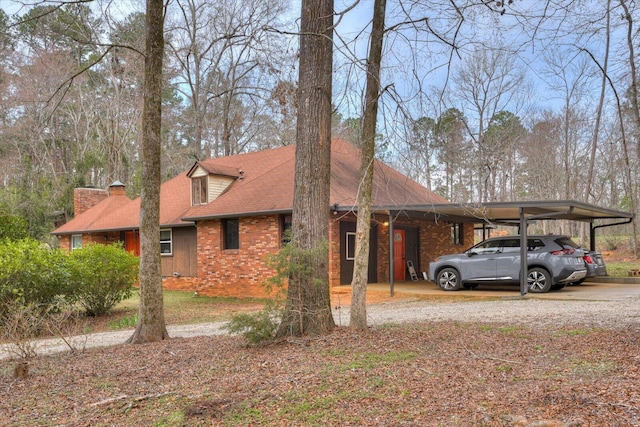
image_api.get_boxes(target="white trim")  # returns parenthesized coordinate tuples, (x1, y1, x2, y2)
(71, 234, 82, 250)
(160, 228, 172, 255)
(346, 232, 356, 261)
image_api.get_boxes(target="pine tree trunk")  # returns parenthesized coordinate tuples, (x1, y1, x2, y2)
(127, 0, 169, 344)
(350, 0, 386, 330)
(276, 0, 335, 337)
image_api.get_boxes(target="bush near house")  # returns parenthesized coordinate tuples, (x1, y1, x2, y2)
(0, 212, 28, 241)
(0, 240, 138, 319)
(0, 238, 70, 315)
(67, 243, 139, 316)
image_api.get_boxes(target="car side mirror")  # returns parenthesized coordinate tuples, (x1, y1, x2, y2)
(467, 251, 476, 257)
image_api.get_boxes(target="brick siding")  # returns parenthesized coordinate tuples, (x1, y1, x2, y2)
(193, 216, 283, 297)
(375, 215, 474, 282)
(61, 214, 472, 299)
(73, 188, 108, 216)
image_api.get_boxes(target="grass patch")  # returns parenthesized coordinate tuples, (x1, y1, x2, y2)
(110, 290, 268, 325)
(107, 313, 138, 330)
(153, 410, 185, 427)
(605, 261, 640, 278)
(272, 389, 380, 424)
(226, 405, 267, 424)
(569, 360, 615, 378)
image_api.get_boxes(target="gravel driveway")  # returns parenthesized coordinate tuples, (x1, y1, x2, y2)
(2, 287, 639, 361)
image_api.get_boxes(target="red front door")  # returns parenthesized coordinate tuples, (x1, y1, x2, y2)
(124, 231, 140, 256)
(393, 229, 406, 281)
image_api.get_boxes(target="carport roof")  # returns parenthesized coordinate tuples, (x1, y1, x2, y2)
(370, 200, 634, 224)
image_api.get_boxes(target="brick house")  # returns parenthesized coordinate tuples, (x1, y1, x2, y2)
(52, 139, 473, 298)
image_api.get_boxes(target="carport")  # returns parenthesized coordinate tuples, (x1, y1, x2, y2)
(376, 200, 634, 296)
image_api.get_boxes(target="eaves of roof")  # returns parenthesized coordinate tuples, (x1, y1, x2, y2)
(52, 195, 137, 235)
(53, 140, 453, 234)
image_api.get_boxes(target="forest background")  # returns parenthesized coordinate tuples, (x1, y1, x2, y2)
(0, 0, 638, 252)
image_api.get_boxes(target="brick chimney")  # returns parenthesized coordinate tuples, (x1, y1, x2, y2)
(108, 180, 126, 197)
(73, 181, 126, 216)
(74, 187, 108, 216)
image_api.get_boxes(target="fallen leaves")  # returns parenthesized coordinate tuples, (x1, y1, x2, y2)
(1, 321, 639, 426)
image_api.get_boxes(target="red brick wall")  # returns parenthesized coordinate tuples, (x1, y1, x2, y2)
(57, 231, 121, 253)
(194, 215, 283, 298)
(58, 213, 475, 297)
(74, 188, 108, 216)
(162, 276, 201, 293)
(85, 232, 121, 246)
(375, 215, 474, 282)
(59, 235, 70, 251)
(328, 215, 342, 288)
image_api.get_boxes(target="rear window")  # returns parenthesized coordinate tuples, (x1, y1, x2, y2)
(554, 237, 580, 250)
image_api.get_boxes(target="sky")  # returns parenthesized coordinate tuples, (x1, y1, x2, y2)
(2, 0, 621, 130)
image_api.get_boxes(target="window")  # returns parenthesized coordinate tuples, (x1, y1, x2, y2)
(527, 239, 545, 251)
(345, 232, 356, 260)
(160, 229, 172, 255)
(501, 238, 521, 253)
(451, 223, 464, 245)
(281, 215, 292, 245)
(71, 234, 82, 250)
(223, 218, 239, 250)
(191, 176, 208, 205)
(471, 239, 502, 255)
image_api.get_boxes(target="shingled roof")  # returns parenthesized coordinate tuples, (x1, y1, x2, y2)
(52, 139, 447, 235)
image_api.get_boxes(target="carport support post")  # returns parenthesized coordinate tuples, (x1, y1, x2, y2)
(389, 211, 394, 297)
(519, 208, 528, 296)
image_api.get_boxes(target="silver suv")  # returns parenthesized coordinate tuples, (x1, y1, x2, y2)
(428, 235, 587, 293)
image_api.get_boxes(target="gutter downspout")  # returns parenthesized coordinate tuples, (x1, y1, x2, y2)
(590, 217, 634, 251)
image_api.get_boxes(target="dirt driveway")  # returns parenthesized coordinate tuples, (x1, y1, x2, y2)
(2, 279, 638, 362)
(355, 279, 640, 302)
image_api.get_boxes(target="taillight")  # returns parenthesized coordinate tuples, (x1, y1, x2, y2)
(583, 255, 594, 264)
(550, 248, 575, 255)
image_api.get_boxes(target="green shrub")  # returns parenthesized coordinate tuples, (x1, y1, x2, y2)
(0, 212, 28, 241)
(0, 238, 70, 313)
(224, 300, 283, 344)
(601, 236, 621, 251)
(224, 240, 323, 343)
(68, 243, 139, 316)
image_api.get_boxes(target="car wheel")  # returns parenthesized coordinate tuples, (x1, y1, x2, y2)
(437, 268, 461, 291)
(527, 267, 552, 293)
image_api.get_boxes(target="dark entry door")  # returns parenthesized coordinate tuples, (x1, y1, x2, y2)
(339, 222, 377, 284)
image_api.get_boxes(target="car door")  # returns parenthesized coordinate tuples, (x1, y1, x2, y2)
(459, 239, 502, 281)
(495, 238, 521, 281)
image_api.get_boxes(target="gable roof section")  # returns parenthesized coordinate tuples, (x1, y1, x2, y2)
(182, 145, 297, 220)
(187, 161, 240, 179)
(53, 172, 194, 235)
(53, 139, 448, 234)
(52, 193, 135, 235)
(330, 140, 449, 209)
